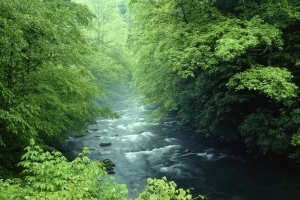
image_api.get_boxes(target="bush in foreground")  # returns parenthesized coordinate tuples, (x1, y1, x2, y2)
(0, 139, 206, 200)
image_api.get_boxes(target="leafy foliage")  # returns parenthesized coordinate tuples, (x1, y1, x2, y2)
(74, 0, 132, 99)
(0, 0, 118, 169)
(0, 141, 205, 200)
(227, 66, 298, 101)
(128, 0, 300, 160)
(239, 109, 296, 154)
(136, 177, 207, 200)
(1, 139, 128, 200)
(0, 0, 206, 199)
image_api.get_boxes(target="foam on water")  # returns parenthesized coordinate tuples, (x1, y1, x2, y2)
(197, 151, 235, 161)
(121, 114, 131, 119)
(121, 132, 154, 142)
(99, 150, 112, 155)
(153, 162, 193, 178)
(140, 131, 154, 137)
(117, 125, 127, 130)
(127, 121, 148, 129)
(101, 136, 118, 140)
(121, 134, 140, 141)
(125, 145, 181, 163)
(178, 152, 198, 157)
(139, 106, 146, 111)
(197, 152, 215, 160)
(164, 137, 179, 143)
(102, 119, 116, 122)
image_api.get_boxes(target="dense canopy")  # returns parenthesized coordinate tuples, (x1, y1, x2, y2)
(128, 0, 300, 159)
(0, 0, 123, 168)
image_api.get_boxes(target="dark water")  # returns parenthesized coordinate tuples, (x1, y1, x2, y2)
(63, 98, 300, 200)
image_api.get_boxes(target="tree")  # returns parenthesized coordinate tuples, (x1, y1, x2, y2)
(0, 0, 117, 169)
(74, 0, 132, 99)
(128, 0, 300, 160)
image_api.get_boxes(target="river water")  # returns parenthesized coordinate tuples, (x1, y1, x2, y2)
(63, 97, 300, 200)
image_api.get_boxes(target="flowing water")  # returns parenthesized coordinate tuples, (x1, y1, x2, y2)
(63, 97, 300, 200)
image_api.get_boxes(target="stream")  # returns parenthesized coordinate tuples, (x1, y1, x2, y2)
(62, 97, 300, 200)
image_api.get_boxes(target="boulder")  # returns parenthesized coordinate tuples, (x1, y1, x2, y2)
(101, 158, 116, 174)
(102, 158, 116, 167)
(99, 142, 111, 147)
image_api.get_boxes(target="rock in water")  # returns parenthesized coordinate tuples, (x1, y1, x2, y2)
(99, 142, 111, 147)
(101, 158, 116, 174)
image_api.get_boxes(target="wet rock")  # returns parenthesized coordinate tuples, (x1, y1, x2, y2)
(74, 133, 87, 137)
(102, 158, 116, 167)
(99, 142, 112, 147)
(101, 158, 116, 174)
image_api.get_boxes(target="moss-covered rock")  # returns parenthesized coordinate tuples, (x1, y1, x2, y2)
(101, 158, 116, 174)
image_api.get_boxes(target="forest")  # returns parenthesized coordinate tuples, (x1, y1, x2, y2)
(0, 0, 300, 199)
(129, 0, 300, 158)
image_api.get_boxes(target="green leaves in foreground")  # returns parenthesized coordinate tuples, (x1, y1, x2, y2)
(1, 139, 128, 200)
(136, 177, 207, 200)
(0, 140, 206, 200)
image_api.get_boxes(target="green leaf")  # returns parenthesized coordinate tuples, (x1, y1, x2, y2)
(227, 66, 298, 101)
